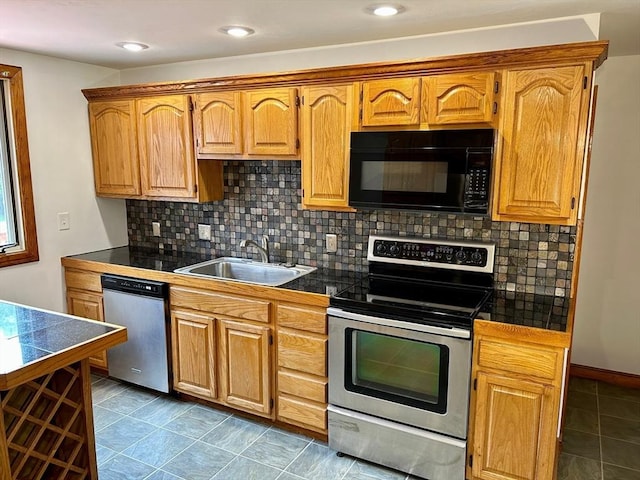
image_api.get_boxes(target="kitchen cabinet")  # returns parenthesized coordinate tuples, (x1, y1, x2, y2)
(193, 91, 243, 155)
(64, 269, 107, 369)
(88, 100, 141, 197)
(359, 77, 421, 127)
(301, 84, 354, 210)
(422, 71, 498, 126)
(170, 285, 273, 417)
(492, 64, 591, 225)
(171, 309, 217, 399)
(469, 321, 566, 480)
(88, 95, 223, 202)
(244, 87, 299, 157)
(276, 302, 328, 434)
(137, 94, 197, 199)
(218, 318, 272, 416)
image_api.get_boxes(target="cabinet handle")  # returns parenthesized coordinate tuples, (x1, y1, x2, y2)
(494, 81, 499, 94)
(493, 102, 498, 115)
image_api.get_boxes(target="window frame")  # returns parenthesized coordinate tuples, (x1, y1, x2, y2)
(0, 64, 38, 267)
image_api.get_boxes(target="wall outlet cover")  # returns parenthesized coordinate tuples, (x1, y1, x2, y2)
(326, 234, 337, 253)
(57, 212, 70, 231)
(198, 224, 212, 241)
(152, 221, 161, 237)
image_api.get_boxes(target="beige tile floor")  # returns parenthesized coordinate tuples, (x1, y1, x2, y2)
(557, 377, 640, 480)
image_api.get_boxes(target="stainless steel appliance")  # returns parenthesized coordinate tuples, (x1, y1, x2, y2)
(349, 129, 494, 214)
(328, 235, 495, 480)
(101, 274, 171, 393)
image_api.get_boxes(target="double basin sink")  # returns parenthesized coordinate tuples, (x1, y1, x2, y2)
(174, 257, 316, 287)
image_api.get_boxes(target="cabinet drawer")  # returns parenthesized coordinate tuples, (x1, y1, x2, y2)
(65, 269, 102, 293)
(277, 304, 326, 334)
(278, 330, 327, 376)
(278, 370, 326, 403)
(277, 394, 326, 432)
(171, 286, 270, 323)
(476, 338, 562, 381)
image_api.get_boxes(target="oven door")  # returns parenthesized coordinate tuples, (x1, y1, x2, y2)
(328, 307, 471, 440)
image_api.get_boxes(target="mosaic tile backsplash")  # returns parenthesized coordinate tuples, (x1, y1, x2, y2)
(127, 161, 576, 297)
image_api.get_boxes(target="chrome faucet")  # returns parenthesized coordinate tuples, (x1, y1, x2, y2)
(239, 235, 270, 263)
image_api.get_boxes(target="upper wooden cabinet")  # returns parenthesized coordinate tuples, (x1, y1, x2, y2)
(88, 95, 223, 202)
(422, 72, 498, 126)
(193, 92, 243, 155)
(194, 87, 299, 159)
(492, 64, 591, 225)
(137, 95, 197, 199)
(301, 84, 354, 210)
(244, 87, 299, 157)
(88, 100, 141, 197)
(360, 78, 421, 127)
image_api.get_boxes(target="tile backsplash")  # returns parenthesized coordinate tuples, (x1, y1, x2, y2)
(127, 161, 576, 296)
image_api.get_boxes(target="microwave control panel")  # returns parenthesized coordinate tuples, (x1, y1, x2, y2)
(464, 167, 490, 209)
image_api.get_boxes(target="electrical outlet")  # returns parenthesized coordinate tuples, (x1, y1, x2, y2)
(326, 234, 337, 253)
(152, 221, 161, 237)
(57, 212, 70, 231)
(198, 224, 212, 241)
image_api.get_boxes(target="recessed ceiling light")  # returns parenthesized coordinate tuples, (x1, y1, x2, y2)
(116, 42, 149, 52)
(219, 26, 255, 38)
(366, 4, 405, 16)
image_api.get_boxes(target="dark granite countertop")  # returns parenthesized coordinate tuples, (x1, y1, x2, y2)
(0, 300, 126, 388)
(65, 246, 361, 296)
(64, 246, 572, 333)
(489, 290, 571, 332)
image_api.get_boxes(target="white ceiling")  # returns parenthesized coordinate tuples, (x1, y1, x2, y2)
(1, 0, 639, 70)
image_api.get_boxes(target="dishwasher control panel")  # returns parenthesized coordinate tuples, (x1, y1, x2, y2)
(101, 274, 167, 298)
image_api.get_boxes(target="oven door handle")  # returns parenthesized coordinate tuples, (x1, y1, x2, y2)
(327, 307, 471, 339)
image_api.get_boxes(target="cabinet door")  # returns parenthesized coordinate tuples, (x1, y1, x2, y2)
(472, 372, 558, 480)
(171, 309, 217, 400)
(361, 78, 420, 127)
(88, 100, 140, 196)
(137, 95, 196, 199)
(244, 88, 298, 156)
(218, 318, 271, 416)
(423, 72, 497, 125)
(493, 65, 589, 224)
(67, 290, 106, 368)
(193, 92, 243, 155)
(301, 84, 354, 209)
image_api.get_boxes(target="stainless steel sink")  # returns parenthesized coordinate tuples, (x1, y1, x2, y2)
(173, 257, 316, 286)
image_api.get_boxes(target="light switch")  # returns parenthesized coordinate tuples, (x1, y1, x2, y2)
(198, 224, 212, 241)
(326, 234, 337, 253)
(152, 221, 161, 237)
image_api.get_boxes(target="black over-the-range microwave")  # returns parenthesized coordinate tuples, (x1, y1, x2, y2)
(348, 129, 495, 214)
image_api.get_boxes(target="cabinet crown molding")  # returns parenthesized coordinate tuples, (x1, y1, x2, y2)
(82, 41, 608, 101)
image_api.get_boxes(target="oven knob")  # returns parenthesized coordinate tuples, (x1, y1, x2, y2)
(375, 243, 387, 255)
(471, 251, 483, 264)
(455, 250, 467, 262)
(389, 244, 400, 255)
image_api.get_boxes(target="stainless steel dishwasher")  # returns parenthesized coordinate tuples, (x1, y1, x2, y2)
(101, 274, 170, 393)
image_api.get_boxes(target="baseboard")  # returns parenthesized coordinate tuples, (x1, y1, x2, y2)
(570, 364, 640, 389)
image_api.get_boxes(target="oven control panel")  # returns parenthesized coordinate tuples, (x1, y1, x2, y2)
(368, 236, 496, 274)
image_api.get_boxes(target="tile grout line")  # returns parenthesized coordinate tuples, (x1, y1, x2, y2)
(596, 381, 604, 480)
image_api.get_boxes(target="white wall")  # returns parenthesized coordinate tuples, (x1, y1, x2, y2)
(0, 48, 127, 311)
(572, 55, 640, 375)
(121, 15, 598, 84)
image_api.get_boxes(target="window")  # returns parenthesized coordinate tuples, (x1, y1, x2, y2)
(0, 64, 38, 267)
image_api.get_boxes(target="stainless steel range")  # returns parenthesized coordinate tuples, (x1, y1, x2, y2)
(328, 235, 495, 480)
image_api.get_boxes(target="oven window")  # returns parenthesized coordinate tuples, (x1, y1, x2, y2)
(345, 329, 449, 413)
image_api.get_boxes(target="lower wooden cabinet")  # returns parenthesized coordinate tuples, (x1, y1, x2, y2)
(67, 289, 106, 368)
(275, 303, 328, 434)
(171, 309, 217, 399)
(469, 322, 567, 480)
(218, 318, 272, 416)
